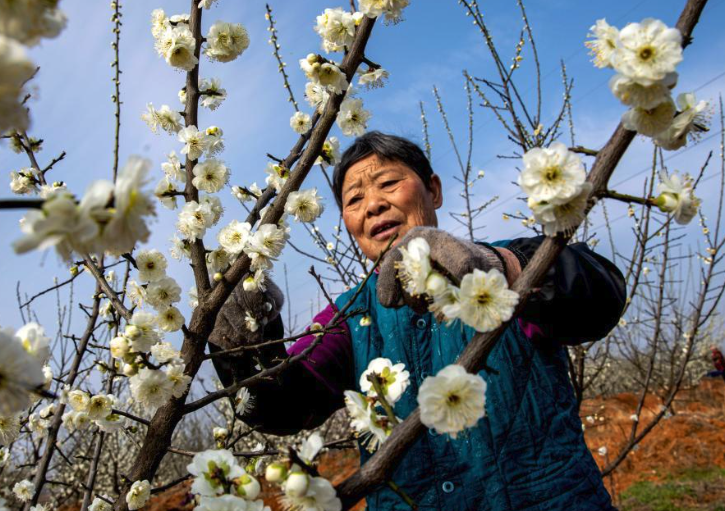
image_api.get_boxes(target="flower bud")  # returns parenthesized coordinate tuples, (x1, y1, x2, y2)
(124, 325, 141, 339)
(285, 471, 309, 498)
(213, 427, 228, 441)
(69, 266, 79, 276)
(656, 192, 679, 213)
(110, 336, 131, 359)
(265, 462, 288, 483)
(234, 474, 261, 500)
(306, 53, 317, 64)
(122, 363, 138, 377)
(213, 272, 223, 282)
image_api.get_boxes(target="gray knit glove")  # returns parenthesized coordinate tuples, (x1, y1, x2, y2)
(377, 226, 505, 309)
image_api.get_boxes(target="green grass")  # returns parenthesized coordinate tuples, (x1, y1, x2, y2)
(619, 467, 725, 511)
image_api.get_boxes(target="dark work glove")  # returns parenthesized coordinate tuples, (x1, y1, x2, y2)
(377, 226, 505, 309)
(208, 274, 287, 391)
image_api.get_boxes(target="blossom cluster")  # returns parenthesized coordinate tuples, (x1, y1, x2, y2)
(262, 433, 342, 511)
(13, 156, 156, 260)
(151, 9, 249, 71)
(517, 142, 593, 236)
(395, 237, 519, 332)
(0, 323, 49, 419)
(184, 448, 273, 510)
(0, 0, 67, 133)
(586, 18, 709, 150)
(344, 356, 487, 449)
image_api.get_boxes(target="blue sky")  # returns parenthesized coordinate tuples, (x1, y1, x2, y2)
(2, 0, 724, 344)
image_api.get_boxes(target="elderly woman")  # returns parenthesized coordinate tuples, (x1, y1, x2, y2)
(211, 132, 625, 511)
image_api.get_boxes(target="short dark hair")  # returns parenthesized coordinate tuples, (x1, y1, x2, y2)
(332, 131, 434, 209)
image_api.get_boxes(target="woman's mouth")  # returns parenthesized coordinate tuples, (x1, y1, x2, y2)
(370, 221, 402, 241)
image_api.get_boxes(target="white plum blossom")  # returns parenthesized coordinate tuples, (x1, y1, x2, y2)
(177, 200, 215, 239)
(585, 19, 619, 69)
(610, 18, 683, 86)
(151, 342, 181, 364)
(187, 449, 245, 497)
(9, 168, 37, 195)
(418, 364, 487, 438)
(231, 183, 261, 203)
(244, 223, 287, 270)
(96, 413, 126, 433)
(127, 310, 161, 353)
(157, 306, 185, 332)
(282, 476, 342, 511)
(150, 8, 168, 38)
(179, 125, 211, 161)
(12, 189, 99, 261)
(622, 96, 676, 136)
(218, 220, 252, 254)
(300, 55, 349, 94)
(205, 21, 250, 62)
(206, 247, 231, 273)
(68, 389, 90, 412)
(136, 249, 168, 282)
(454, 268, 519, 332)
(395, 237, 433, 297)
(162, 151, 186, 182)
(89, 497, 113, 511)
(343, 390, 392, 452)
(528, 183, 593, 236)
(166, 363, 191, 398)
(305, 82, 330, 113)
(200, 77, 227, 110)
(359, 0, 410, 23)
(110, 335, 131, 359)
(102, 156, 156, 256)
(359, 358, 410, 404)
(290, 111, 313, 134)
(654, 92, 710, 150)
(195, 495, 255, 510)
(158, 25, 198, 71)
(198, 0, 219, 9)
(0, 0, 67, 46)
(192, 158, 229, 193)
(200, 194, 224, 225)
(235, 387, 254, 415)
(358, 67, 389, 88)
(129, 368, 174, 412)
(171, 235, 192, 261)
(285, 189, 325, 222)
(244, 311, 259, 333)
(126, 480, 151, 511)
(155, 177, 179, 210)
(87, 394, 114, 421)
(13, 480, 34, 502)
(336, 97, 371, 137)
(141, 103, 183, 134)
(518, 142, 587, 203)
(0, 328, 45, 416)
(655, 170, 700, 225)
(314, 8, 358, 52)
(316, 137, 341, 167)
(0, 35, 36, 133)
(243, 269, 267, 292)
(146, 276, 182, 310)
(608, 72, 677, 110)
(264, 162, 289, 192)
(16, 322, 50, 362)
(205, 126, 225, 156)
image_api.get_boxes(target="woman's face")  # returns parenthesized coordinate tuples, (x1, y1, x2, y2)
(341, 154, 443, 261)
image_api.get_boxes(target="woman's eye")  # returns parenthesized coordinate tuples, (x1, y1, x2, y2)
(382, 180, 398, 187)
(346, 196, 361, 206)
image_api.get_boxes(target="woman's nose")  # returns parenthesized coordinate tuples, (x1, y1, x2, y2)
(364, 191, 389, 218)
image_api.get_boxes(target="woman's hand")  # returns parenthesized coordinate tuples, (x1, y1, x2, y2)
(376, 226, 511, 309)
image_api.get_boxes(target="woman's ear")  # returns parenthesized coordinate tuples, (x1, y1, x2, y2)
(429, 174, 443, 209)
